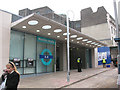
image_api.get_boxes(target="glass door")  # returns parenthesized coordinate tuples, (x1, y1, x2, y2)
(37, 42, 47, 73)
(36, 36, 55, 73)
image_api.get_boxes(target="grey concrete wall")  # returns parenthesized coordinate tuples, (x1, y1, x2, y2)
(19, 8, 31, 17)
(81, 6, 107, 27)
(70, 20, 81, 32)
(0, 10, 11, 75)
(12, 14, 22, 22)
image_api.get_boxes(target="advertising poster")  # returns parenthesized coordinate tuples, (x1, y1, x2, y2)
(98, 47, 111, 65)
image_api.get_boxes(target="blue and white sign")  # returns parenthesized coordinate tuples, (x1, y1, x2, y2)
(98, 47, 111, 65)
(39, 49, 53, 66)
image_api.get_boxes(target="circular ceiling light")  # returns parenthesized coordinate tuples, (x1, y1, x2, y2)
(70, 35, 77, 38)
(91, 42, 96, 44)
(77, 37, 83, 40)
(54, 29, 62, 33)
(71, 40, 74, 42)
(95, 43, 99, 45)
(87, 41, 92, 43)
(57, 36, 60, 38)
(42, 25, 51, 29)
(36, 30, 40, 32)
(63, 33, 70, 36)
(98, 45, 102, 46)
(65, 38, 67, 40)
(82, 39, 88, 42)
(48, 33, 51, 35)
(28, 20, 38, 25)
(22, 26, 26, 29)
(77, 41, 79, 43)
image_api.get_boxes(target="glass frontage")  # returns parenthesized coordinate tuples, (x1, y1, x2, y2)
(85, 49, 92, 68)
(24, 34, 36, 74)
(9, 30, 24, 74)
(9, 30, 55, 74)
(36, 36, 55, 73)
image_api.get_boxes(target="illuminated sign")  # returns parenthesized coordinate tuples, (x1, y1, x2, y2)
(40, 49, 53, 65)
(37, 36, 55, 45)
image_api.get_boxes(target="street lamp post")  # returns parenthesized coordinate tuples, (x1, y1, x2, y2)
(66, 13, 70, 82)
(113, 0, 120, 87)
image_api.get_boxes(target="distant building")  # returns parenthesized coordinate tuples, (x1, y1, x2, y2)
(70, 20, 81, 32)
(19, 6, 66, 25)
(81, 6, 117, 47)
(19, 6, 82, 32)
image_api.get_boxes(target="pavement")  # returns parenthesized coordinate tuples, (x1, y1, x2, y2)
(18, 66, 118, 89)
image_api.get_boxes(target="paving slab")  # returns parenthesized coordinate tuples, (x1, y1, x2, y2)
(18, 67, 115, 88)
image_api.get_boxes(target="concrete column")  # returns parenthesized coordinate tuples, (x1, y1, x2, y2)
(92, 48, 98, 68)
(0, 10, 11, 75)
(63, 42, 67, 71)
(59, 44, 63, 71)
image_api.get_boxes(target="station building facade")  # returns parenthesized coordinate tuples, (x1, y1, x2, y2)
(0, 9, 106, 75)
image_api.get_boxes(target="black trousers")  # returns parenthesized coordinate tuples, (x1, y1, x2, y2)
(78, 63, 82, 72)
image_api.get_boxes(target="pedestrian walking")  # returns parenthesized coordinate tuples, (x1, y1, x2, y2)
(102, 58, 106, 68)
(77, 57, 82, 72)
(0, 62, 20, 90)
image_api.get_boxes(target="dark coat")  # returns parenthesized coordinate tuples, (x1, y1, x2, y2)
(2, 71, 20, 90)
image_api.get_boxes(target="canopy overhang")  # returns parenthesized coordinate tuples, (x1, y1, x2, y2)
(11, 13, 107, 48)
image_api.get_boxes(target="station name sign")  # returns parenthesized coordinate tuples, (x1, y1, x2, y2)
(37, 36, 55, 45)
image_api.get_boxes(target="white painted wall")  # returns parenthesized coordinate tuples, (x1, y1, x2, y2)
(0, 10, 11, 75)
(81, 23, 110, 40)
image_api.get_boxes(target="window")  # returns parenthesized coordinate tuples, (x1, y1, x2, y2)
(36, 11, 40, 15)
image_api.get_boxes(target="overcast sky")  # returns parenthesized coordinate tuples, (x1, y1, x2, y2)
(0, 0, 120, 20)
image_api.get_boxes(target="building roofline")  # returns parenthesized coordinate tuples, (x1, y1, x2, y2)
(32, 6, 54, 12)
(0, 9, 23, 18)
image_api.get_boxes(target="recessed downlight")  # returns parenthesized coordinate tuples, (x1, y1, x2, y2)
(54, 29, 62, 33)
(77, 41, 79, 43)
(95, 43, 99, 45)
(77, 37, 83, 40)
(91, 42, 96, 44)
(98, 45, 102, 46)
(71, 40, 74, 42)
(82, 39, 88, 42)
(65, 38, 67, 40)
(57, 36, 60, 38)
(28, 20, 38, 25)
(63, 33, 70, 36)
(70, 35, 77, 38)
(36, 30, 40, 32)
(22, 26, 26, 29)
(48, 33, 51, 35)
(42, 25, 51, 29)
(87, 41, 92, 43)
